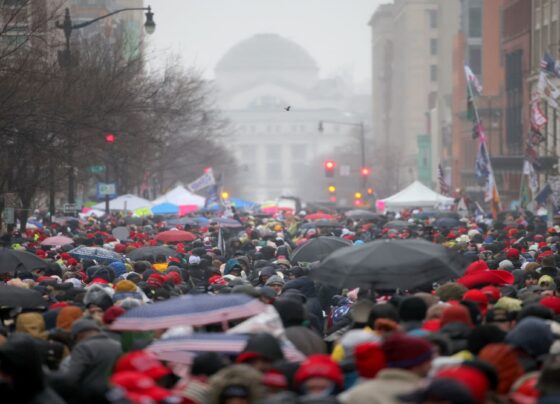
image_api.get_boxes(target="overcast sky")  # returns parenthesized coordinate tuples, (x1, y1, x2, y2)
(145, 0, 387, 90)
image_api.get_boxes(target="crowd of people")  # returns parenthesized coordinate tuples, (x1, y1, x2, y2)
(0, 207, 560, 404)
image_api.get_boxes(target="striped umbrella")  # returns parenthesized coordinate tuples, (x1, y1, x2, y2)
(110, 294, 266, 331)
(147, 333, 305, 364)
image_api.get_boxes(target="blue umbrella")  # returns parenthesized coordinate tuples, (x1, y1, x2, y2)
(110, 293, 266, 331)
(193, 216, 210, 225)
(230, 198, 258, 210)
(151, 202, 179, 215)
(147, 333, 305, 364)
(68, 246, 122, 264)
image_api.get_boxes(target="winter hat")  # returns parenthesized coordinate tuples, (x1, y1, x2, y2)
(294, 355, 344, 390)
(224, 259, 242, 275)
(110, 371, 171, 403)
(115, 350, 171, 381)
(440, 304, 473, 328)
(381, 333, 433, 369)
(399, 296, 428, 322)
(71, 319, 100, 338)
(466, 325, 505, 355)
(102, 306, 126, 325)
(265, 275, 285, 287)
(436, 283, 468, 302)
(506, 316, 554, 357)
(493, 296, 522, 313)
(238, 332, 284, 363)
(506, 248, 520, 260)
(478, 343, 524, 395)
(273, 298, 305, 327)
(436, 366, 489, 404)
(114, 280, 137, 293)
(189, 255, 201, 265)
(147, 273, 166, 289)
(109, 261, 126, 277)
(15, 313, 47, 340)
(354, 342, 386, 379)
(540, 296, 560, 316)
(480, 286, 501, 304)
(463, 290, 489, 316)
(55, 306, 83, 331)
(498, 260, 514, 271)
(538, 274, 556, 289)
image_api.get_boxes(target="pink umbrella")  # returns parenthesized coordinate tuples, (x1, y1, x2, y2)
(41, 236, 74, 246)
(155, 230, 197, 243)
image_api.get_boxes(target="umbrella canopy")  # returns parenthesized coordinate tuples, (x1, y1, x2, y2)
(299, 220, 340, 229)
(291, 236, 352, 264)
(210, 218, 243, 228)
(0, 248, 49, 274)
(111, 226, 130, 241)
(152, 185, 206, 207)
(304, 212, 334, 221)
(155, 230, 196, 243)
(40, 236, 74, 247)
(92, 194, 152, 212)
(151, 203, 179, 215)
(0, 285, 47, 309)
(111, 294, 267, 331)
(433, 217, 462, 229)
(126, 246, 182, 261)
(147, 333, 305, 364)
(124, 217, 144, 225)
(384, 220, 411, 230)
(52, 216, 81, 225)
(313, 239, 466, 290)
(68, 246, 122, 264)
(166, 217, 199, 226)
(345, 210, 384, 221)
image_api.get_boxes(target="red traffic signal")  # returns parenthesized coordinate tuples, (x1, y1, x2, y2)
(360, 167, 371, 176)
(329, 196, 337, 203)
(105, 133, 116, 144)
(324, 160, 336, 178)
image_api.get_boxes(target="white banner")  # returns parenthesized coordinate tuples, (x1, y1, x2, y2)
(187, 170, 216, 192)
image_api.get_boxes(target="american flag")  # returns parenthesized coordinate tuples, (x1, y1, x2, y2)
(438, 164, 449, 196)
(541, 52, 560, 77)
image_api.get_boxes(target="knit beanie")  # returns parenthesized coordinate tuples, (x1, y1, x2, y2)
(466, 325, 505, 355)
(56, 306, 83, 331)
(381, 333, 433, 369)
(114, 280, 137, 293)
(440, 304, 473, 328)
(506, 316, 554, 358)
(109, 261, 127, 277)
(399, 296, 428, 322)
(354, 342, 386, 379)
(478, 343, 524, 395)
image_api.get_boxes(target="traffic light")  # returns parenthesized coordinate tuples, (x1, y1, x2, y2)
(328, 185, 336, 193)
(221, 191, 230, 199)
(367, 187, 375, 195)
(354, 191, 362, 207)
(354, 192, 362, 199)
(324, 160, 336, 177)
(329, 196, 337, 203)
(328, 184, 336, 204)
(360, 167, 371, 177)
(105, 133, 116, 144)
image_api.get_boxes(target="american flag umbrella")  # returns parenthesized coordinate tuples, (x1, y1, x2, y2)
(155, 230, 197, 243)
(147, 333, 305, 364)
(110, 294, 267, 331)
(40, 235, 74, 246)
(68, 245, 122, 264)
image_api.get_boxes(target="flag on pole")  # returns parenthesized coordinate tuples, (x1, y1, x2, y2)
(464, 65, 483, 95)
(537, 71, 560, 109)
(540, 52, 560, 78)
(465, 65, 482, 131)
(531, 97, 548, 130)
(523, 160, 538, 194)
(188, 169, 216, 193)
(438, 164, 449, 196)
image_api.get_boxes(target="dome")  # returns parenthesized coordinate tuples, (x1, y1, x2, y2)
(215, 33, 318, 72)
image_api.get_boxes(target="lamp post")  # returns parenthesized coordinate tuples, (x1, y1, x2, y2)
(56, 6, 155, 204)
(318, 120, 367, 192)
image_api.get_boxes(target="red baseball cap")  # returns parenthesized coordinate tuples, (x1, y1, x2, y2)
(114, 351, 171, 381)
(111, 371, 171, 402)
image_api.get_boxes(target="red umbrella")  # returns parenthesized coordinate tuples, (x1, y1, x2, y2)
(304, 212, 334, 221)
(40, 236, 74, 246)
(155, 230, 197, 243)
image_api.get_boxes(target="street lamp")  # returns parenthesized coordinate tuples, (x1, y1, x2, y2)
(318, 120, 367, 192)
(56, 6, 156, 204)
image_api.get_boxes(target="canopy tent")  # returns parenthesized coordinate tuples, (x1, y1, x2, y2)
(380, 181, 454, 210)
(92, 194, 152, 212)
(153, 185, 206, 215)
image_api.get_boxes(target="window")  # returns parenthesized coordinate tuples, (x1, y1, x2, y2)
(428, 10, 438, 28)
(468, 46, 482, 76)
(430, 38, 438, 55)
(469, 7, 482, 37)
(430, 65, 438, 82)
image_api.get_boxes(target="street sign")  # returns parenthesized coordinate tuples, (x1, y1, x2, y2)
(63, 203, 77, 214)
(89, 165, 105, 174)
(97, 182, 117, 198)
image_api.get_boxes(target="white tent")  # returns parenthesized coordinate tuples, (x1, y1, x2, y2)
(152, 185, 206, 207)
(92, 194, 152, 212)
(380, 181, 454, 210)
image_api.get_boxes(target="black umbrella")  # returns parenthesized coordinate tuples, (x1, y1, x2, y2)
(0, 248, 49, 274)
(126, 246, 182, 261)
(313, 239, 467, 290)
(433, 217, 462, 229)
(290, 236, 353, 264)
(344, 210, 384, 221)
(384, 220, 410, 230)
(0, 285, 47, 309)
(124, 217, 144, 225)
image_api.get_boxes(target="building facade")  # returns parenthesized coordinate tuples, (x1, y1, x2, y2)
(369, 0, 459, 197)
(214, 33, 365, 203)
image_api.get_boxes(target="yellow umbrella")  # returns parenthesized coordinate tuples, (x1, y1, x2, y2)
(134, 207, 152, 217)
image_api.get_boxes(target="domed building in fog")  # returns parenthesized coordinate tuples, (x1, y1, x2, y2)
(214, 33, 358, 203)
